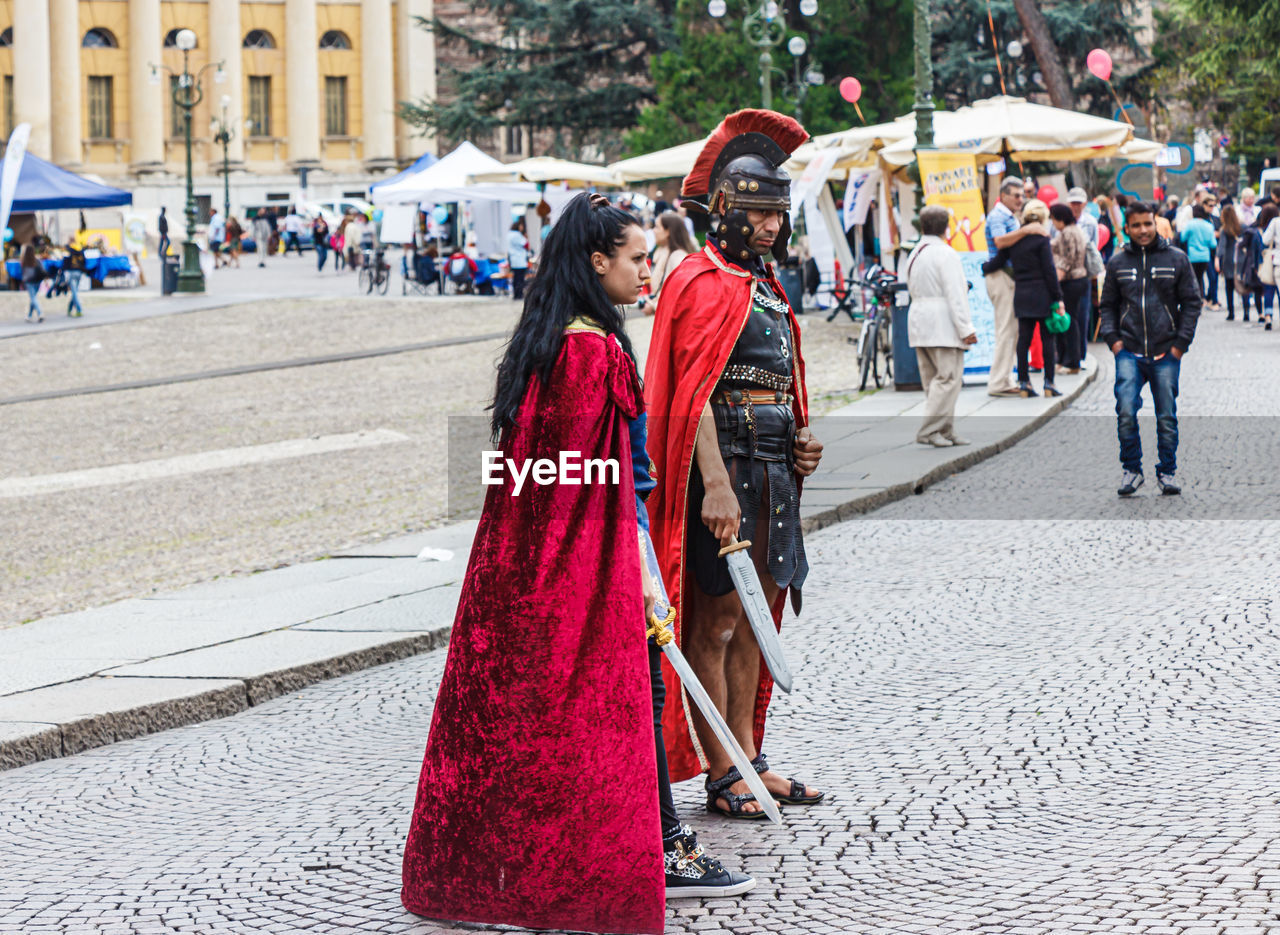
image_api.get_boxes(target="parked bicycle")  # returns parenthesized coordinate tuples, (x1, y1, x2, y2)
(358, 246, 391, 295)
(846, 263, 907, 390)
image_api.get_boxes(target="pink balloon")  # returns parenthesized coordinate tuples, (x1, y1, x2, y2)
(1037, 185, 1059, 206)
(1086, 48, 1113, 82)
(839, 77, 863, 104)
(1097, 225, 1110, 250)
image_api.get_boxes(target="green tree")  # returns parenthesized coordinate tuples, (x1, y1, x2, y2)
(932, 0, 1147, 117)
(625, 0, 915, 157)
(400, 0, 675, 160)
(1151, 0, 1280, 163)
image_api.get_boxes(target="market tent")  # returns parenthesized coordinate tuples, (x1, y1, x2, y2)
(875, 96, 1141, 166)
(370, 150, 440, 192)
(8, 152, 132, 211)
(370, 141, 519, 205)
(608, 131, 874, 184)
(470, 156, 621, 187)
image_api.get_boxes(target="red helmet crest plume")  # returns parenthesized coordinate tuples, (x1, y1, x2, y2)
(682, 109, 808, 200)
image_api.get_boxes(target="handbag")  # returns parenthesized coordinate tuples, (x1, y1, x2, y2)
(1044, 301, 1071, 334)
(1260, 248, 1276, 286)
(1085, 240, 1105, 278)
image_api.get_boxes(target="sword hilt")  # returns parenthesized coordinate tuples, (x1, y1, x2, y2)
(646, 606, 675, 646)
(717, 535, 752, 558)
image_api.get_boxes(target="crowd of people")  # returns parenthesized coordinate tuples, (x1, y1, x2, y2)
(903, 173, 1280, 496)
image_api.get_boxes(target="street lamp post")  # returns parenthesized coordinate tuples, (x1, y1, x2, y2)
(909, 0, 935, 227)
(707, 0, 819, 112)
(150, 29, 224, 294)
(211, 95, 235, 220)
(780, 35, 824, 124)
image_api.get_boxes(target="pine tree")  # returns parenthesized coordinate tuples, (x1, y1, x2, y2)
(400, 0, 675, 160)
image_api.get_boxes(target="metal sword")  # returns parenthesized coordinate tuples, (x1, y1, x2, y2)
(641, 528, 782, 825)
(716, 535, 794, 694)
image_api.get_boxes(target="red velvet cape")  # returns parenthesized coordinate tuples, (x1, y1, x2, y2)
(642, 245, 809, 783)
(402, 330, 665, 935)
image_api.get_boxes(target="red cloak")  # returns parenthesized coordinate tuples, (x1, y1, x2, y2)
(643, 245, 809, 783)
(402, 328, 664, 935)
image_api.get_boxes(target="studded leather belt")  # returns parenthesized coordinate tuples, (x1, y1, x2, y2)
(719, 364, 792, 391)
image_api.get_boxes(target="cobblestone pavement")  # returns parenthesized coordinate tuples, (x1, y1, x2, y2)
(6, 312, 1280, 933)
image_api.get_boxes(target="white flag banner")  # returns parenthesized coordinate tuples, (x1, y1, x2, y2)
(0, 123, 32, 239)
(843, 167, 878, 230)
(789, 148, 838, 223)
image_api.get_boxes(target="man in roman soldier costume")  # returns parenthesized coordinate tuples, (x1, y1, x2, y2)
(645, 110, 826, 819)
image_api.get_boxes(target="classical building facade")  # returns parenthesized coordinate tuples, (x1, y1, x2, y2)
(0, 0, 438, 213)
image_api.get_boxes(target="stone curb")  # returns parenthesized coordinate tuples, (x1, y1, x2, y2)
(0, 626, 452, 772)
(801, 362, 1098, 534)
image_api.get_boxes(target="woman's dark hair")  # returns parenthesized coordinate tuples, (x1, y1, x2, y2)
(490, 191, 640, 435)
(1256, 204, 1279, 231)
(510, 218, 525, 233)
(1049, 203, 1076, 225)
(658, 211, 698, 256)
(1114, 193, 1130, 209)
(1192, 204, 1209, 221)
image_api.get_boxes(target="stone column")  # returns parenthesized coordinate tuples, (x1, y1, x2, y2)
(361, 0, 396, 171)
(12, 0, 53, 159)
(208, 0, 244, 166)
(395, 0, 437, 160)
(49, 0, 82, 165)
(128, 0, 165, 172)
(285, 0, 321, 168)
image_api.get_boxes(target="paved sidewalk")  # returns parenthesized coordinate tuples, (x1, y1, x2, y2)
(0, 357, 1095, 770)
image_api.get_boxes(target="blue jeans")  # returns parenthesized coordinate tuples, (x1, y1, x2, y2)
(67, 270, 83, 314)
(315, 243, 328, 271)
(1265, 284, 1278, 316)
(1079, 284, 1093, 362)
(1114, 349, 1180, 475)
(24, 281, 41, 316)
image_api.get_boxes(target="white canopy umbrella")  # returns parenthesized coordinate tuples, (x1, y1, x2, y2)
(470, 156, 621, 187)
(876, 96, 1140, 167)
(608, 134, 862, 184)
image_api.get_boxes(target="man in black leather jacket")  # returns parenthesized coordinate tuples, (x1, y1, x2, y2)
(1098, 201, 1202, 497)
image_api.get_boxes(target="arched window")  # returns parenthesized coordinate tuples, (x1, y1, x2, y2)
(82, 28, 118, 49)
(319, 30, 351, 50)
(163, 29, 197, 49)
(0, 28, 12, 48)
(243, 29, 276, 50)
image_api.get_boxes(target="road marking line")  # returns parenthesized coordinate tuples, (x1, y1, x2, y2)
(1, 429, 411, 499)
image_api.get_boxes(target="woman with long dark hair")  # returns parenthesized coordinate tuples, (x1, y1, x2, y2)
(645, 211, 698, 314)
(1218, 205, 1242, 321)
(401, 192, 752, 935)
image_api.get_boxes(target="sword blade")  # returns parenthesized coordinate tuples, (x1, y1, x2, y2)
(660, 639, 782, 825)
(723, 550, 794, 694)
(641, 529, 782, 825)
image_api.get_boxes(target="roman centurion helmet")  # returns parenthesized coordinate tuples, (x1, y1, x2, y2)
(682, 109, 808, 264)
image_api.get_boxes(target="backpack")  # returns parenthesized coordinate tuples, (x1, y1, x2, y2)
(1234, 231, 1262, 293)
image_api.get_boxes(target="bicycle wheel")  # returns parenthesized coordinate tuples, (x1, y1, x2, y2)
(878, 316, 893, 384)
(858, 317, 877, 391)
(378, 269, 390, 295)
(358, 268, 373, 294)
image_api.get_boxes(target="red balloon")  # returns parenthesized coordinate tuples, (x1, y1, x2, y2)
(839, 77, 863, 104)
(1037, 185, 1059, 205)
(1086, 48, 1113, 82)
(1097, 225, 1110, 250)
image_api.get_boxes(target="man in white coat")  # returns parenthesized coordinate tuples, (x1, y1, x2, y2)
(904, 205, 978, 447)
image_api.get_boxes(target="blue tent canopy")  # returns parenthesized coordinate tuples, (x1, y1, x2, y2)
(370, 151, 439, 192)
(7, 152, 132, 211)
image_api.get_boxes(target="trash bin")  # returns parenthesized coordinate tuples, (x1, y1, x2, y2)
(777, 266, 805, 315)
(161, 256, 180, 295)
(891, 288, 922, 391)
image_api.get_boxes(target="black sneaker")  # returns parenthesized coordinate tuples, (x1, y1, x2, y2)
(1156, 472, 1181, 495)
(663, 825, 755, 899)
(1117, 471, 1144, 496)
